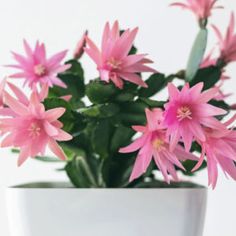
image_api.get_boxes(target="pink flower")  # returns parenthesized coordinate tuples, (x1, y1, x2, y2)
(171, 0, 223, 21)
(0, 88, 72, 166)
(8, 40, 71, 90)
(73, 30, 88, 60)
(213, 13, 236, 64)
(164, 82, 226, 152)
(192, 116, 236, 188)
(119, 108, 197, 183)
(84, 21, 156, 89)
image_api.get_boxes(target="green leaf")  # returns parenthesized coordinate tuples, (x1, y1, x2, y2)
(86, 80, 118, 104)
(114, 92, 135, 102)
(34, 156, 64, 162)
(119, 113, 146, 126)
(190, 66, 222, 90)
(79, 103, 120, 118)
(64, 59, 84, 77)
(118, 101, 147, 125)
(102, 152, 135, 187)
(138, 73, 166, 97)
(91, 119, 111, 158)
(49, 60, 85, 109)
(121, 101, 147, 113)
(65, 145, 106, 188)
(65, 156, 98, 188)
(129, 45, 137, 55)
(181, 160, 207, 176)
(138, 97, 165, 108)
(186, 28, 208, 81)
(110, 125, 135, 153)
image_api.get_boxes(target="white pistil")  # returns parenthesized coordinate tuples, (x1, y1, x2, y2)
(177, 106, 192, 121)
(34, 64, 47, 76)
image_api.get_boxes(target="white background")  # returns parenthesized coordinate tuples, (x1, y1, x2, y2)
(0, 0, 236, 235)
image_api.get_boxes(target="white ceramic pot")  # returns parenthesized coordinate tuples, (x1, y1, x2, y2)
(6, 182, 207, 236)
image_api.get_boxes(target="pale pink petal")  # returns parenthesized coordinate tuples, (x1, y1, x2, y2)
(180, 124, 194, 152)
(85, 37, 102, 66)
(217, 157, 236, 180)
(169, 128, 180, 151)
(45, 108, 66, 122)
(199, 87, 221, 103)
(99, 69, 110, 82)
(7, 82, 29, 105)
(60, 95, 72, 102)
(174, 145, 198, 161)
(129, 146, 153, 182)
(9, 73, 27, 79)
(115, 27, 138, 59)
(54, 129, 73, 141)
(102, 22, 111, 52)
(48, 139, 67, 161)
(206, 151, 218, 189)
(118, 72, 147, 88)
(195, 104, 226, 117)
(74, 30, 88, 59)
(188, 121, 206, 142)
(1, 134, 14, 147)
(119, 134, 149, 153)
(47, 50, 68, 68)
(153, 151, 170, 184)
(4, 92, 28, 116)
(43, 121, 59, 136)
(18, 147, 29, 167)
(132, 125, 147, 133)
(192, 146, 206, 172)
(122, 54, 147, 67)
(168, 83, 179, 100)
(110, 74, 124, 89)
(200, 117, 226, 130)
(23, 39, 33, 57)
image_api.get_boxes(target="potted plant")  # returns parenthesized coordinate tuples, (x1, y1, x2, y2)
(2, 1, 236, 236)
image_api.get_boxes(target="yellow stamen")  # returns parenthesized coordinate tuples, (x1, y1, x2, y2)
(152, 138, 165, 151)
(107, 58, 122, 69)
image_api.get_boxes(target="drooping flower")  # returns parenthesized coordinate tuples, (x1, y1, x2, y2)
(73, 30, 88, 60)
(7, 40, 71, 90)
(119, 108, 197, 183)
(171, 0, 223, 21)
(213, 13, 236, 64)
(84, 21, 156, 89)
(192, 116, 236, 188)
(0, 89, 72, 166)
(164, 82, 227, 152)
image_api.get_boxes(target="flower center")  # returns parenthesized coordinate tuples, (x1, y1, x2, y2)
(176, 106, 192, 121)
(107, 58, 122, 69)
(152, 138, 165, 151)
(28, 123, 41, 138)
(34, 64, 47, 76)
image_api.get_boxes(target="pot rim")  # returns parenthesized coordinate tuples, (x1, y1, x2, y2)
(7, 181, 207, 190)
